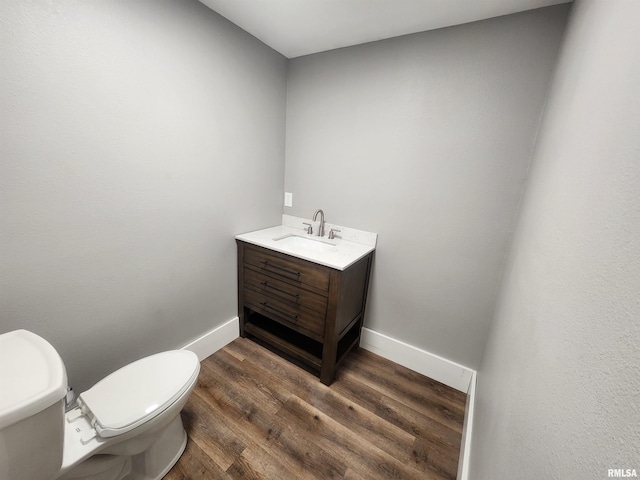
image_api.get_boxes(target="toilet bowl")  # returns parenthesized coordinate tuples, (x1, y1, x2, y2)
(0, 329, 200, 480)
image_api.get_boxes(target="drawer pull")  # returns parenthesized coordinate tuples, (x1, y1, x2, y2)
(260, 281, 300, 300)
(260, 260, 301, 278)
(260, 302, 298, 321)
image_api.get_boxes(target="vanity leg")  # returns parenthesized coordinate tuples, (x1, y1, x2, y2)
(320, 271, 340, 385)
(237, 241, 246, 338)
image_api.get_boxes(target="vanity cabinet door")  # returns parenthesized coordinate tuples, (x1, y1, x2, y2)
(243, 268, 328, 316)
(243, 288, 325, 340)
(243, 245, 331, 292)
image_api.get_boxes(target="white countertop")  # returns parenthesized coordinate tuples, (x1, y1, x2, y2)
(235, 215, 377, 271)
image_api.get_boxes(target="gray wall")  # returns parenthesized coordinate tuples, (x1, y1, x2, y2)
(0, 0, 287, 392)
(284, 6, 569, 368)
(471, 0, 640, 477)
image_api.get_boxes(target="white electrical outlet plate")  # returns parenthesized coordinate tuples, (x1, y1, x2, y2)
(284, 192, 293, 207)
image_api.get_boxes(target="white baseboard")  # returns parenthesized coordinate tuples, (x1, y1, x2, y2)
(359, 327, 474, 393)
(457, 371, 477, 480)
(181, 317, 239, 361)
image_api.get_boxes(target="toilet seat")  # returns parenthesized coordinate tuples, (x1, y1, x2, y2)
(77, 350, 199, 438)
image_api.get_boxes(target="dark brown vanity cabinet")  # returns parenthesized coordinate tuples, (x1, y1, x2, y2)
(237, 240, 373, 385)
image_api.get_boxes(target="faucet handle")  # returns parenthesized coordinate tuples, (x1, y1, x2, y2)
(302, 222, 313, 234)
(328, 228, 341, 240)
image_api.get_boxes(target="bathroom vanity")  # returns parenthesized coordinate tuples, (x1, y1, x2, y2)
(236, 216, 376, 385)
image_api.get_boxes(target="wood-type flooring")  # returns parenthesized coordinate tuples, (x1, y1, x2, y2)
(165, 337, 467, 480)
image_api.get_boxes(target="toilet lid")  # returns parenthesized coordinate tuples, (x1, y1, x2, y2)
(78, 350, 199, 438)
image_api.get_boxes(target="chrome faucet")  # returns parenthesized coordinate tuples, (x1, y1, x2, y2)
(312, 209, 325, 237)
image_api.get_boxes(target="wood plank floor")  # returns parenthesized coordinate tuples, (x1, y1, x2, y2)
(165, 338, 467, 480)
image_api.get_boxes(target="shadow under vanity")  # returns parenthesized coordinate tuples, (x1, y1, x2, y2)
(236, 214, 377, 385)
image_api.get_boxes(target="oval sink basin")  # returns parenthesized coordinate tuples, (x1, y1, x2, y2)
(273, 234, 337, 253)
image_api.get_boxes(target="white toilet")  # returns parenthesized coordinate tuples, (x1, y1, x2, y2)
(0, 329, 200, 480)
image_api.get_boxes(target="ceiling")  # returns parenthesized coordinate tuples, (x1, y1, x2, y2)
(198, 0, 571, 58)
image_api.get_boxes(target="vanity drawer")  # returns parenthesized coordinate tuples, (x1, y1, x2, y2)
(244, 268, 328, 316)
(244, 245, 330, 292)
(244, 288, 325, 340)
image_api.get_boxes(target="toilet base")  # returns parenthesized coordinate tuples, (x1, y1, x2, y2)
(60, 415, 187, 480)
(126, 414, 187, 480)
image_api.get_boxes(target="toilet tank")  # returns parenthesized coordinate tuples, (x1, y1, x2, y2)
(0, 330, 68, 480)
